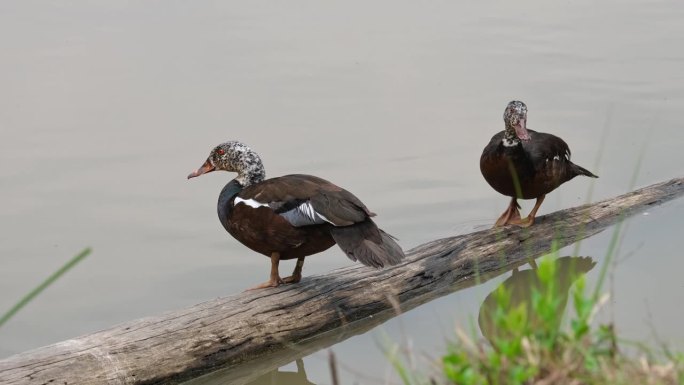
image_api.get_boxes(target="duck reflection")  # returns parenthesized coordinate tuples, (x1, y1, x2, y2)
(478, 256, 596, 344)
(246, 359, 315, 385)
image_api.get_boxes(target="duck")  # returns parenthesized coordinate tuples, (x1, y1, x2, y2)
(188, 141, 406, 289)
(480, 101, 598, 227)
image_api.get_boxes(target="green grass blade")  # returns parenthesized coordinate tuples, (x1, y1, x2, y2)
(0, 247, 91, 328)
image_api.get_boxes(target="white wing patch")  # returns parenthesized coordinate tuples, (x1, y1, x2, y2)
(279, 201, 334, 227)
(502, 138, 518, 147)
(234, 197, 269, 208)
(547, 152, 570, 163)
(234, 198, 334, 227)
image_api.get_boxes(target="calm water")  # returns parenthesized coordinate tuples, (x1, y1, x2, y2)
(1, 0, 683, 383)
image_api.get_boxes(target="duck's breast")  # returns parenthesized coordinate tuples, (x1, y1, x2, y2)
(480, 132, 535, 197)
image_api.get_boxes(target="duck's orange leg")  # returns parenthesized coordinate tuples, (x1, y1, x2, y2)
(510, 195, 546, 228)
(282, 257, 305, 284)
(248, 252, 284, 290)
(494, 197, 522, 227)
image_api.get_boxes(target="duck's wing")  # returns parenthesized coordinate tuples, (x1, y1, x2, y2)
(524, 130, 598, 179)
(237, 174, 373, 228)
(239, 174, 405, 267)
(523, 130, 572, 167)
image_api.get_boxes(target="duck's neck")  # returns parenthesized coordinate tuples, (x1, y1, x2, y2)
(502, 125, 520, 147)
(217, 179, 244, 232)
(233, 155, 266, 187)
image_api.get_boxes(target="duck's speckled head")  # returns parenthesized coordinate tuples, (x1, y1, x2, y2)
(187, 141, 266, 187)
(503, 100, 530, 142)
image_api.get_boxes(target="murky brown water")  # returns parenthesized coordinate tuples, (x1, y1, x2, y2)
(1, 0, 683, 383)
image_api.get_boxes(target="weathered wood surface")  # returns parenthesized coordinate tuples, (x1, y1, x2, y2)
(1, 177, 682, 385)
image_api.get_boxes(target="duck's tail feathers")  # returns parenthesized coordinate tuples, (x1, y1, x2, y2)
(330, 220, 406, 268)
(571, 163, 598, 178)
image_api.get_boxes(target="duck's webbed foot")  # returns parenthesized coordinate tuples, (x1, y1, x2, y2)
(508, 195, 545, 228)
(248, 277, 284, 290)
(246, 252, 284, 290)
(282, 257, 305, 284)
(494, 197, 522, 227)
(509, 215, 535, 228)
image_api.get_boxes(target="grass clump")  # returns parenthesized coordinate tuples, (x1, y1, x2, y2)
(438, 252, 683, 385)
(387, 244, 683, 385)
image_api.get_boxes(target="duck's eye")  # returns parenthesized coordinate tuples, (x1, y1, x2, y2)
(217, 149, 225, 155)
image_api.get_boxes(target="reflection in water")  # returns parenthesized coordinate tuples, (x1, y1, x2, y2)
(246, 359, 315, 385)
(478, 256, 596, 344)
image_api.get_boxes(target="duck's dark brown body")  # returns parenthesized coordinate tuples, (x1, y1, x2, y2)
(189, 140, 405, 288)
(480, 129, 595, 200)
(226, 203, 336, 260)
(222, 174, 368, 261)
(218, 174, 403, 269)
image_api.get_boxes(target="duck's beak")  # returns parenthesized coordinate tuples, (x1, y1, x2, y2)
(187, 158, 215, 179)
(514, 117, 530, 141)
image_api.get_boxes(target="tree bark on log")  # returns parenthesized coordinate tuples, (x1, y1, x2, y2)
(1, 177, 682, 385)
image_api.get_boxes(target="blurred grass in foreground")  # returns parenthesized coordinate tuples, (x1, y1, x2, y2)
(384, 236, 683, 385)
(0, 248, 91, 328)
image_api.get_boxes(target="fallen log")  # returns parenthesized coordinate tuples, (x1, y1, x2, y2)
(1, 177, 682, 385)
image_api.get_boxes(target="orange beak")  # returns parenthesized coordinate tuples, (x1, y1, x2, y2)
(514, 118, 530, 141)
(187, 158, 215, 179)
